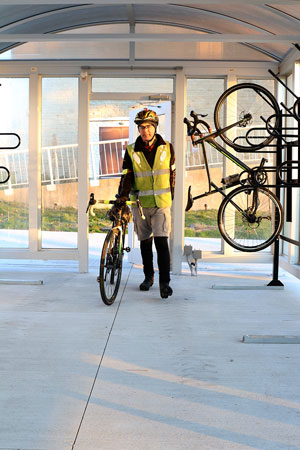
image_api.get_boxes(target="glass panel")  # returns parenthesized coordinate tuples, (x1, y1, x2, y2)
(92, 78, 173, 93)
(0, 24, 130, 61)
(89, 100, 135, 262)
(41, 78, 78, 249)
(185, 78, 225, 252)
(0, 78, 29, 248)
(90, 100, 131, 181)
(135, 24, 273, 61)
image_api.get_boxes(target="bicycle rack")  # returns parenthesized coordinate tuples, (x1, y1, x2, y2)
(183, 245, 202, 276)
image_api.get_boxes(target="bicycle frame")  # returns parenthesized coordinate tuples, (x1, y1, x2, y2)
(86, 193, 143, 305)
(185, 114, 253, 210)
(194, 124, 251, 173)
(86, 192, 145, 256)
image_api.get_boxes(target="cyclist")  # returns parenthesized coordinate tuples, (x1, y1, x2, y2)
(115, 108, 176, 299)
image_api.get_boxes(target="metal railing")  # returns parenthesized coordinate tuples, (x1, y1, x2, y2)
(90, 138, 128, 180)
(0, 138, 129, 189)
(0, 135, 257, 188)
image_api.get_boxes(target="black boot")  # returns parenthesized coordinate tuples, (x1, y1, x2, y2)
(159, 281, 173, 299)
(140, 276, 154, 291)
(140, 238, 154, 291)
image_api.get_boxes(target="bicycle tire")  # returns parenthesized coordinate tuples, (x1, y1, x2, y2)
(99, 229, 123, 305)
(293, 97, 300, 120)
(218, 185, 283, 252)
(214, 83, 280, 151)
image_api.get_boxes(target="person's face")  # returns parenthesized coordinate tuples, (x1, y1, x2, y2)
(138, 122, 156, 142)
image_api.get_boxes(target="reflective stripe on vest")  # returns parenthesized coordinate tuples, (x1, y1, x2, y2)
(127, 142, 172, 208)
(135, 168, 170, 178)
(139, 187, 171, 197)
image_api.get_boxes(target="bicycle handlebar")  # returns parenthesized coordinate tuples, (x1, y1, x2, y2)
(184, 111, 212, 144)
(86, 193, 145, 219)
(184, 110, 252, 145)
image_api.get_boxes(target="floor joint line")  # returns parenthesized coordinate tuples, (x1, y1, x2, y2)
(71, 264, 133, 449)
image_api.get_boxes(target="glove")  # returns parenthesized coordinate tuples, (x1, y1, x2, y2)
(115, 197, 127, 210)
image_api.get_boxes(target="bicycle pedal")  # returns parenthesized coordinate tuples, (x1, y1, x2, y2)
(124, 247, 131, 252)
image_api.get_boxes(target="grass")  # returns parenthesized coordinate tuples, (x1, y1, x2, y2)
(0, 200, 112, 233)
(0, 200, 224, 238)
(185, 209, 221, 238)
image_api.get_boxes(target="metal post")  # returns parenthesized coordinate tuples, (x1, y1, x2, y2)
(268, 112, 284, 287)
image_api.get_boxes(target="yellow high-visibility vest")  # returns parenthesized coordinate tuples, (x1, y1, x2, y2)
(125, 142, 172, 208)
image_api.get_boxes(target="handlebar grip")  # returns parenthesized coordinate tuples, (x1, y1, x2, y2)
(190, 110, 201, 127)
(183, 117, 195, 136)
(89, 204, 96, 217)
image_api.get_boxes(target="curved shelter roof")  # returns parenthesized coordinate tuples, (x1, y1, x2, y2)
(0, 1, 299, 65)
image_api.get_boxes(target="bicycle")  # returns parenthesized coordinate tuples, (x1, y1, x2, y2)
(184, 83, 283, 252)
(86, 192, 144, 305)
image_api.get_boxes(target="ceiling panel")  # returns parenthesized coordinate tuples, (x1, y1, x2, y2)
(0, 2, 298, 63)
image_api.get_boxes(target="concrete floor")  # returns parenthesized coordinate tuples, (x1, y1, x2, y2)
(0, 258, 300, 450)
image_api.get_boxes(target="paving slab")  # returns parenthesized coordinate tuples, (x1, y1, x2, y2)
(0, 261, 300, 450)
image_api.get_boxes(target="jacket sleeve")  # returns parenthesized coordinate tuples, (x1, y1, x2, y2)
(169, 143, 176, 200)
(117, 148, 134, 200)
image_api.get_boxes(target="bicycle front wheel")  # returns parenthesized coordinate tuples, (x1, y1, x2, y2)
(218, 186, 283, 252)
(214, 83, 280, 151)
(99, 229, 123, 305)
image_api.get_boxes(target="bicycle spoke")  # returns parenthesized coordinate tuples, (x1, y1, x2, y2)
(214, 83, 280, 151)
(218, 186, 283, 252)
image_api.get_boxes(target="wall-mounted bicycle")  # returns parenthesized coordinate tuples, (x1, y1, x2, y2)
(184, 83, 284, 253)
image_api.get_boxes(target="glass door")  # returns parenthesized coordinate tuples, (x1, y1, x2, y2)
(88, 76, 174, 268)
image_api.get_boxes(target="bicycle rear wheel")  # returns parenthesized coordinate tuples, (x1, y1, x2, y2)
(99, 229, 123, 305)
(214, 83, 280, 151)
(218, 186, 283, 252)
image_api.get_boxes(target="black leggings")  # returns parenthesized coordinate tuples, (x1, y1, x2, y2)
(140, 236, 170, 283)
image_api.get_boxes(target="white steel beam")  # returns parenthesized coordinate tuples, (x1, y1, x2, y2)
(172, 69, 186, 275)
(28, 72, 42, 254)
(0, 0, 299, 4)
(0, 33, 299, 43)
(78, 72, 90, 273)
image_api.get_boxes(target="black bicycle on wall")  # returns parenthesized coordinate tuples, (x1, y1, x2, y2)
(184, 82, 284, 253)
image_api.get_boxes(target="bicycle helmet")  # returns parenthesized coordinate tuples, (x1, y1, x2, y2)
(134, 109, 159, 128)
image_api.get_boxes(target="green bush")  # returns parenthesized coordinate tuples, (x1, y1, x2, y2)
(0, 201, 224, 238)
(0, 200, 112, 233)
(185, 209, 220, 238)
(0, 200, 29, 229)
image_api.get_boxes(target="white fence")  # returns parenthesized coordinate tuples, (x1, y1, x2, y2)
(0, 134, 270, 189)
(0, 138, 129, 189)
